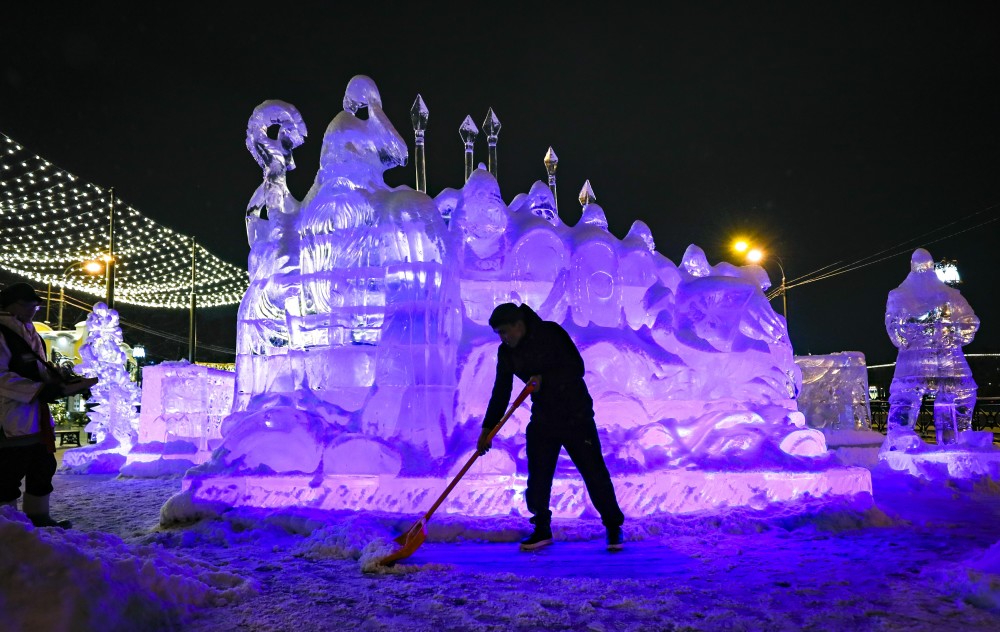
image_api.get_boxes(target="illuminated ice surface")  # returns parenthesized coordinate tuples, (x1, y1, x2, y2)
(119, 362, 236, 477)
(61, 303, 141, 474)
(177, 75, 869, 517)
(796, 352, 884, 468)
(795, 352, 872, 433)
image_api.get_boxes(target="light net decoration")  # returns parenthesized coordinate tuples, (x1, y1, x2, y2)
(0, 133, 248, 308)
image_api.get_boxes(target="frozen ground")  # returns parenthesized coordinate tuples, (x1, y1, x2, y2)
(3, 464, 1000, 631)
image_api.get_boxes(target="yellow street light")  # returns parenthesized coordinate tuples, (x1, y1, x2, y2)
(57, 260, 105, 330)
(732, 241, 788, 325)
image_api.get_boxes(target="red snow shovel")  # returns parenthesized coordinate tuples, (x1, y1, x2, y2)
(375, 380, 537, 566)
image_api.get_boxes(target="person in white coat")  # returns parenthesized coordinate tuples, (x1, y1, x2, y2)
(0, 282, 96, 527)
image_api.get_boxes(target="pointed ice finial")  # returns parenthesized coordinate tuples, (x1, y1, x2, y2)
(410, 94, 429, 131)
(543, 146, 558, 213)
(483, 107, 501, 181)
(483, 107, 501, 137)
(578, 180, 596, 207)
(460, 115, 479, 182)
(411, 94, 429, 193)
(544, 146, 558, 173)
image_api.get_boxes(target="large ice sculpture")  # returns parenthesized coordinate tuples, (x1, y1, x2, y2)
(62, 303, 141, 473)
(176, 75, 871, 519)
(883, 248, 979, 452)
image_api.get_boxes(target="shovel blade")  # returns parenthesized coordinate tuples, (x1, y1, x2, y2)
(377, 521, 427, 566)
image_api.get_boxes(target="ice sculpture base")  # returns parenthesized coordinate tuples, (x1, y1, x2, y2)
(824, 429, 886, 468)
(182, 467, 872, 517)
(881, 448, 1000, 480)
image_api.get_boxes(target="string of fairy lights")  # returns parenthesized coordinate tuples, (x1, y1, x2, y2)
(0, 133, 248, 308)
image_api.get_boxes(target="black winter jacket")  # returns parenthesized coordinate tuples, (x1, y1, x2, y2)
(482, 304, 594, 429)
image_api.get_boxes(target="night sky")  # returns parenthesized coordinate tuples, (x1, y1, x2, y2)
(3, 4, 998, 366)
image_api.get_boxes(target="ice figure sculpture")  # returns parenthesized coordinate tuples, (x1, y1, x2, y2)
(235, 100, 307, 410)
(62, 303, 141, 473)
(177, 75, 870, 520)
(226, 75, 461, 473)
(883, 248, 979, 452)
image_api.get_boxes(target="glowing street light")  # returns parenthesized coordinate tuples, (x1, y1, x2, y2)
(57, 259, 104, 330)
(733, 241, 788, 325)
(934, 259, 961, 286)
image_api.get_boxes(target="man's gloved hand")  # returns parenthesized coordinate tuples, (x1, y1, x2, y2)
(477, 427, 493, 456)
(38, 377, 99, 402)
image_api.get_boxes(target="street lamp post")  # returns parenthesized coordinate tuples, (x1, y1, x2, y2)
(58, 260, 104, 330)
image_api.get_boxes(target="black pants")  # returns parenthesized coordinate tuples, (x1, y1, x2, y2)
(525, 418, 624, 528)
(0, 443, 57, 501)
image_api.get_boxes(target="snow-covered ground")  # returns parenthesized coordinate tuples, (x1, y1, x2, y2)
(3, 463, 1000, 631)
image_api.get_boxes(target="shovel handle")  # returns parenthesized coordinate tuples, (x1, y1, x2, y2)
(419, 380, 537, 522)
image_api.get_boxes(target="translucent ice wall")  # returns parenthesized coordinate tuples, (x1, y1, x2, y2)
(221, 75, 824, 482)
(884, 248, 979, 451)
(138, 362, 235, 450)
(795, 352, 872, 432)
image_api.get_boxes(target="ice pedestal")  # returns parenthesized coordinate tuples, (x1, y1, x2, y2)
(881, 446, 1000, 479)
(179, 467, 873, 516)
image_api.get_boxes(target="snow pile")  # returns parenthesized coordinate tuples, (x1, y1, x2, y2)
(0, 505, 255, 631)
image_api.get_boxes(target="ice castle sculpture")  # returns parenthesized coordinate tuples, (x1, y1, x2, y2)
(61, 303, 141, 474)
(174, 75, 871, 518)
(883, 248, 980, 452)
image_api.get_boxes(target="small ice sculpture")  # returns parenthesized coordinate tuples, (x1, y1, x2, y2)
(62, 303, 142, 474)
(138, 362, 235, 449)
(796, 352, 872, 432)
(883, 248, 979, 452)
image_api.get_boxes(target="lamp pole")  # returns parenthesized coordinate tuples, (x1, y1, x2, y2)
(105, 188, 116, 309)
(57, 260, 104, 331)
(189, 237, 197, 362)
(773, 256, 788, 325)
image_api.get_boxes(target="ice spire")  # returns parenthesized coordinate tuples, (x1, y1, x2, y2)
(459, 116, 479, 182)
(482, 107, 501, 181)
(410, 94, 428, 193)
(578, 180, 596, 207)
(544, 146, 558, 213)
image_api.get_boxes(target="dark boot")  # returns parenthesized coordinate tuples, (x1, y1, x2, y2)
(22, 493, 72, 529)
(606, 526, 624, 551)
(520, 524, 553, 551)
